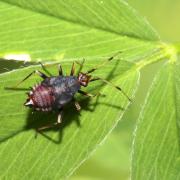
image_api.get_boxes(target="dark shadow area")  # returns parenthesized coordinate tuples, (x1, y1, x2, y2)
(0, 129, 24, 143)
(1, 57, 127, 144)
(0, 58, 34, 73)
(4, 87, 31, 91)
(24, 94, 123, 144)
(25, 97, 97, 144)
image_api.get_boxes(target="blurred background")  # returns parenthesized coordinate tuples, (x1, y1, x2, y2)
(71, 0, 180, 179)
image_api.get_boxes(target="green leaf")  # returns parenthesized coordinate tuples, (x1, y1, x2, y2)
(73, 130, 132, 180)
(0, 0, 159, 61)
(132, 54, 180, 179)
(0, 0, 167, 179)
(2, 0, 159, 41)
(0, 59, 139, 179)
(175, 43, 180, 54)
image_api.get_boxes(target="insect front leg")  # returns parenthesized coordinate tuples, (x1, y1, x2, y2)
(14, 70, 48, 87)
(78, 90, 100, 98)
(90, 77, 131, 101)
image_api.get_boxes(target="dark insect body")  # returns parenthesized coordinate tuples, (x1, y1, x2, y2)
(26, 76, 81, 112)
(15, 53, 131, 131)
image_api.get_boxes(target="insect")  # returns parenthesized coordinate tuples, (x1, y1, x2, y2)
(14, 53, 131, 131)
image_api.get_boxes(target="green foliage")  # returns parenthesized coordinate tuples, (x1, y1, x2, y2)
(0, 0, 179, 179)
(132, 60, 180, 179)
(0, 60, 139, 179)
(0, 0, 158, 61)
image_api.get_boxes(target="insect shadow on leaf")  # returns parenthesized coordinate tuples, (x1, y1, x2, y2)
(4, 53, 129, 144)
(25, 96, 100, 144)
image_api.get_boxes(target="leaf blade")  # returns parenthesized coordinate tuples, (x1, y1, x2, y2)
(2, 0, 159, 40)
(0, 60, 140, 179)
(0, 0, 166, 178)
(132, 60, 180, 180)
(0, 0, 160, 62)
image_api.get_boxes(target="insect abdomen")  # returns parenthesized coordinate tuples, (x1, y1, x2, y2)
(25, 84, 55, 111)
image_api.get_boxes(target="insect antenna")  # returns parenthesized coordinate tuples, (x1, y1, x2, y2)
(85, 51, 121, 74)
(76, 58, 85, 74)
(90, 77, 132, 102)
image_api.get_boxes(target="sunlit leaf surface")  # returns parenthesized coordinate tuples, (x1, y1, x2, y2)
(0, 59, 139, 179)
(0, 0, 159, 62)
(132, 56, 180, 179)
(0, 0, 165, 179)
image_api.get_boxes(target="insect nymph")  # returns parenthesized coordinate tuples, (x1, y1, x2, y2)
(15, 54, 131, 131)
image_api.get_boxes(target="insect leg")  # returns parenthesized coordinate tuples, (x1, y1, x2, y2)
(57, 111, 62, 124)
(75, 101, 81, 111)
(72, 98, 81, 111)
(14, 70, 48, 87)
(70, 62, 75, 76)
(37, 110, 63, 131)
(90, 77, 131, 101)
(78, 89, 100, 97)
(39, 62, 53, 76)
(58, 64, 63, 75)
